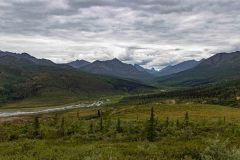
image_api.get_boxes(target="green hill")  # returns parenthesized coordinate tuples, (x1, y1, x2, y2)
(157, 51, 240, 86)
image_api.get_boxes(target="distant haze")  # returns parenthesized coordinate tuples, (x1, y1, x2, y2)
(0, 0, 239, 69)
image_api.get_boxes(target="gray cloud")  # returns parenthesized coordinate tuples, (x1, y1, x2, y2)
(0, 0, 239, 69)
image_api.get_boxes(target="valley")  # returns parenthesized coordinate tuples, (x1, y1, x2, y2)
(1, 1, 240, 159)
(0, 50, 239, 160)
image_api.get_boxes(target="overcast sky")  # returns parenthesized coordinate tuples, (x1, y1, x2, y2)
(0, 0, 239, 69)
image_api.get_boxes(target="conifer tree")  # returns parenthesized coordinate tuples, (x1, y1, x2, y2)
(185, 112, 189, 126)
(116, 118, 123, 133)
(146, 107, 156, 142)
(165, 117, 169, 127)
(97, 110, 101, 117)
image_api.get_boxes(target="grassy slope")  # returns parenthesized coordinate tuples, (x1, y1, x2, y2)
(1, 102, 240, 159)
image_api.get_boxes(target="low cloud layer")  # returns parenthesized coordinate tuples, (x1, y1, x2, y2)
(0, 0, 239, 69)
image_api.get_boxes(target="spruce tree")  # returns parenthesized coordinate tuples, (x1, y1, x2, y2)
(185, 112, 189, 126)
(146, 107, 156, 142)
(97, 110, 101, 117)
(116, 118, 123, 133)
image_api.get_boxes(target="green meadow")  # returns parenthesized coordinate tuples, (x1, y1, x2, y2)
(1, 100, 240, 160)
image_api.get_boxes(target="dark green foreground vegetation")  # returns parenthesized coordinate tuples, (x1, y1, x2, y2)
(1, 102, 240, 159)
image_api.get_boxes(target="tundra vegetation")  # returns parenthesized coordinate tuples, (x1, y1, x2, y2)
(1, 100, 240, 160)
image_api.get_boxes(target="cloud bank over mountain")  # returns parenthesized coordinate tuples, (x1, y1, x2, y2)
(0, 0, 239, 69)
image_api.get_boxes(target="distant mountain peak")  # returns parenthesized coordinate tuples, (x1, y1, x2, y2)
(75, 59, 89, 63)
(77, 58, 153, 81)
(158, 59, 200, 76)
(20, 52, 36, 59)
(134, 64, 158, 75)
(21, 52, 31, 56)
(109, 58, 122, 63)
(112, 58, 120, 61)
(93, 58, 124, 65)
(67, 59, 90, 69)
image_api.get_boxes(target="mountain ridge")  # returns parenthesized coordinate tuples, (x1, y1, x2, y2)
(67, 60, 90, 69)
(0, 50, 55, 66)
(0, 51, 154, 106)
(77, 58, 154, 81)
(157, 51, 240, 86)
(158, 60, 200, 76)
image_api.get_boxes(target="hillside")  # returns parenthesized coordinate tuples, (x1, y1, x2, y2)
(158, 60, 200, 76)
(0, 51, 55, 66)
(121, 79, 240, 107)
(157, 51, 240, 86)
(0, 52, 154, 107)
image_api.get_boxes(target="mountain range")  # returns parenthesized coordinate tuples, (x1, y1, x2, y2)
(157, 51, 240, 86)
(65, 58, 199, 81)
(68, 58, 153, 81)
(1, 49, 240, 95)
(0, 50, 154, 106)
